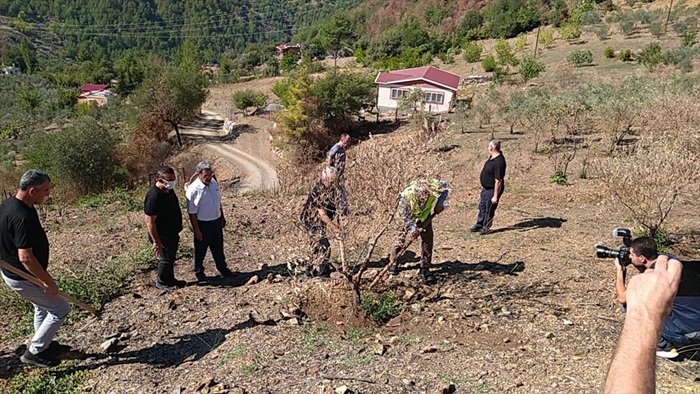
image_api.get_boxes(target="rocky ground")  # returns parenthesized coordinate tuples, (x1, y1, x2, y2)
(1, 109, 699, 393)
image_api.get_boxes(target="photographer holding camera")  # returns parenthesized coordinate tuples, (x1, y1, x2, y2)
(613, 236, 700, 359)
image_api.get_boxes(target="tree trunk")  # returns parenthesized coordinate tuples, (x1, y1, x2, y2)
(172, 122, 183, 146)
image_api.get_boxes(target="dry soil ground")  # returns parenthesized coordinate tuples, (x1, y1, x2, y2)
(2, 15, 700, 394)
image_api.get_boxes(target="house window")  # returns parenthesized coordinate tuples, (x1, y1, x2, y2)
(425, 92, 444, 103)
(391, 89, 407, 99)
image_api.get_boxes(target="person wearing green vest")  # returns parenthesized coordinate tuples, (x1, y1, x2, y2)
(389, 179, 449, 283)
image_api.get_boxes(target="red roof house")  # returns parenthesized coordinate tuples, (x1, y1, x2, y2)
(78, 84, 110, 107)
(375, 66, 461, 113)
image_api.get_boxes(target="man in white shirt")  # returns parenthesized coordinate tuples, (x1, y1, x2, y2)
(186, 162, 233, 282)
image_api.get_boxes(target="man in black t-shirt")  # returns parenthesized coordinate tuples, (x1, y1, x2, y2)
(144, 167, 185, 291)
(300, 167, 340, 277)
(470, 139, 506, 234)
(0, 170, 70, 368)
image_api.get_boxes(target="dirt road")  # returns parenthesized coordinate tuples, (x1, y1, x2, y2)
(179, 110, 279, 192)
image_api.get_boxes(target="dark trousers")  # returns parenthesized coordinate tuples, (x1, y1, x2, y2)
(193, 218, 228, 275)
(156, 234, 179, 285)
(390, 220, 434, 267)
(476, 188, 502, 230)
(304, 223, 331, 269)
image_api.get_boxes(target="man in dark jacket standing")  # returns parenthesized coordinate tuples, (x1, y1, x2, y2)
(470, 139, 506, 235)
(144, 166, 185, 291)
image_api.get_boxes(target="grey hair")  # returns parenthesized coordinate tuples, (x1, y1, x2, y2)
(321, 166, 337, 180)
(195, 162, 213, 173)
(19, 169, 50, 191)
(157, 166, 175, 178)
(489, 139, 501, 152)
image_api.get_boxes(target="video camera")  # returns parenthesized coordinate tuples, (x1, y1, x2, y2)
(596, 228, 632, 266)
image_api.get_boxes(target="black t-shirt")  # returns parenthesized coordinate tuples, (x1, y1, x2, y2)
(300, 180, 338, 226)
(0, 197, 50, 281)
(480, 154, 507, 190)
(144, 185, 183, 238)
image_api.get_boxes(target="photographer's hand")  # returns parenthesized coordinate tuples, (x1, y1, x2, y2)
(604, 256, 682, 394)
(614, 258, 627, 305)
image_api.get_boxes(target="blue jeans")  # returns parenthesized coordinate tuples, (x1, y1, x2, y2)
(476, 188, 501, 229)
(660, 325, 700, 350)
(2, 272, 70, 355)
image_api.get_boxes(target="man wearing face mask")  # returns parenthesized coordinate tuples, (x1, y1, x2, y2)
(144, 167, 185, 291)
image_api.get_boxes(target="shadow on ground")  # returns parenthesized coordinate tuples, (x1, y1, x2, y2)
(489, 217, 567, 234)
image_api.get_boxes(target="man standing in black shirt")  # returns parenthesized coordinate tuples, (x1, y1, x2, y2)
(0, 169, 70, 368)
(300, 167, 340, 278)
(470, 139, 506, 235)
(144, 167, 185, 291)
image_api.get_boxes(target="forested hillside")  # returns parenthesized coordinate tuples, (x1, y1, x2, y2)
(0, 0, 363, 60)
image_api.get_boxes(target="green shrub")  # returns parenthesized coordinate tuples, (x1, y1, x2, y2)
(8, 366, 89, 393)
(232, 89, 267, 112)
(581, 10, 602, 26)
(518, 56, 546, 82)
(515, 34, 527, 52)
(462, 41, 483, 62)
(482, 54, 497, 72)
(23, 116, 121, 195)
(625, 0, 636, 6)
(538, 28, 554, 48)
(361, 291, 403, 323)
(618, 49, 632, 61)
(682, 31, 697, 47)
(664, 47, 696, 73)
(596, 24, 610, 41)
(639, 42, 664, 71)
(493, 66, 509, 85)
(437, 52, 455, 64)
(549, 171, 568, 185)
(567, 50, 594, 67)
(620, 18, 636, 37)
(494, 38, 518, 66)
(649, 22, 664, 38)
(560, 23, 582, 40)
(604, 46, 616, 58)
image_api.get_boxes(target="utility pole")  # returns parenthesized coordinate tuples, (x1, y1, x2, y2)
(664, 0, 674, 33)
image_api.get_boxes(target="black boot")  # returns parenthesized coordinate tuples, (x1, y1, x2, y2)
(419, 267, 434, 284)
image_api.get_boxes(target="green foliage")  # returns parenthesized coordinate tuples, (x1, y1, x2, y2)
(361, 291, 403, 323)
(640, 42, 664, 71)
(518, 56, 546, 82)
(570, 0, 596, 25)
(74, 187, 142, 211)
(319, 14, 354, 59)
(456, 10, 484, 40)
(538, 28, 554, 48)
(549, 171, 568, 185)
(560, 23, 582, 40)
(113, 51, 148, 97)
(480, 0, 541, 39)
(23, 116, 121, 194)
(492, 66, 509, 85)
(664, 46, 698, 73)
(8, 365, 89, 393)
(637, 227, 671, 252)
(272, 78, 295, 108)
(515, 34, 527, 52)
(354, 47, 367, 66)
(567, 50, 594, 67)
(398, 87, 425, 112)
(596, 24, 610, 41)
(232, 89, 267, 112)
(604, 47, 616, 58)
(682, 31, 697, 47)
(482, 54, 497, 72)
(620, 18, 636, 37)
(649, 21, 664, 38)
(463, 41, 484, 63)
(494, 39, 519, 66)
(2, 38, 38, 73)
(424, 2, 450, 27)
(437, 52, 455, 64)
(618, 49, 632, 62)
(312, 72, 375, 128)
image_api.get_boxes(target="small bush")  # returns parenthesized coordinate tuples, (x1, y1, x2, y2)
(618, 49, 632, 61)
(560, 23, 582, 40)
(604, 46, 616, 58)
(493, 66, 509, 85)
(538, 28, 554, 48)
(232, 89, 267, 112)
(649, 21, 664, 38)
(596, 24, 610, 41)
(637, 227, 671, 252)
(437, 52, 454, 64)
(8, 367, 89, 394)
(549, 171, 568, 185)
(482, 54, 497, 72)
(361, 291, 403, 323)
(463, 41, 483, 63)
(581, 10, 602, 26)
(682, 31, 697, 47)
(518, 56, 546, 82)
(620, 18, 636, 37)
(664, 47, 696, 73)
(640, 42, 664, 71)
(515, 34, 527, 52)
(567, 50, 594, 67)
(494, 38, 518, 66)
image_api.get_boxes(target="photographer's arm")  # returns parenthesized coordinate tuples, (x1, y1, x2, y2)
(604, 257, 682, 394)
(615, 258, 627, 305)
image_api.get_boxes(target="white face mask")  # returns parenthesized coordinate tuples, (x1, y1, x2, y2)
(162, 180, 176, 190)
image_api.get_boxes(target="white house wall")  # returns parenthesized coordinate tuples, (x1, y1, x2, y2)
(376, 83, 454, 114)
